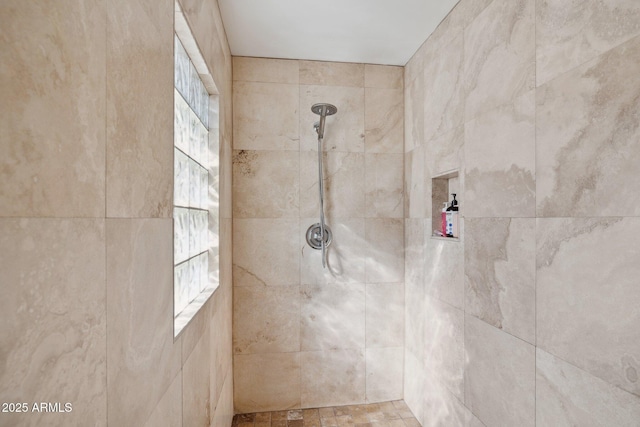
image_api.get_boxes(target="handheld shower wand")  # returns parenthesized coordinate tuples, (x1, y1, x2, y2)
(306, 103, 338, 268)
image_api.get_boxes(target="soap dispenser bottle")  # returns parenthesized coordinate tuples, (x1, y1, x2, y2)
(441, 202, 448, 237)
(447, 194, 459, 238)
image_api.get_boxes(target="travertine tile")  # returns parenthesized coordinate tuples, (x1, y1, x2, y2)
(536, 36, 640, 217)
(364, 403, 382, 414)
(233, 218, 300, 286)
(404, 41, 426, 87)
(303, 408, 320, 420)
(320, 416, 338, 427)
(106, 0, 173, 218)
(301, 283, 365, 351)
(404, 219, 425, 359)
(301, 349, 366, 408)
(536, 348, 640, 427)
(233, 285, 300, 354)
(424, 233, 464, 310)
(254, 412, 272, 422)
(536, 0, 640, 86)
(368, 412, 387, 423)
(0, 219, 106, 426)
(465, 91, 535, 218)
(404, 219, 425, 290)
(300, 218, 366, 285)
(366, 347, 404, 403)
(464, 315, 535, 427)
(392, 402, 409, 412)
(182, 330, 211, 427)
(180, 294, 212, 366)
(144, 372, 182, 427)
(365, 218, 404, 284)
(288, 409, 304, 420)
(106, 219, 181, 426)
(422, 379, 483, 427)
(212, 369, 234, 427)
(300, 85, 365, 153)
(300, 61, 364, 87)
(403, 418, 421, 427)
(465, 218, 536, 344)
(234, 353, 301, 413)
(319, 407, 335, 418)
(365, 154, 404, 218)
(333, 406, 351, 417)
(365, 284, 404, 348)
(0, 1, 106, 217)
(422, 4, 463, 54)
(464, 0, 535, 121)
(403, 352, 425, 426)
(233, 81, 299, 151)
(365, 88, 404, 153)
(404, 146, 427, 218)
(335, 415, 353, 427)
(378, 400, 396, 413)
(300, 151, 365, 218)
(423, 33, 464, 142)
(211, 286, 233, 409)
(426, 125, 464, 186)
(403, 73, 424, 153)
(272, 410, 288, 421)
(537, 218, 640, 396)
(451, 0, 496, 30)
(233, 150, 299, 218)
(365, 65, 403, 89)
(233, 57, 299, 84)
(423, 298, 464, 401)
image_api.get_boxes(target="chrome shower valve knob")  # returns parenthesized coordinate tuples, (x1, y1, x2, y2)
(306, 223, 332, 250)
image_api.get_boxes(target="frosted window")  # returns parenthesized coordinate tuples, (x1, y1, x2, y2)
(173, 31, 220, 334)
(174, 150, 189, 207)
(174, 36, 190, 101)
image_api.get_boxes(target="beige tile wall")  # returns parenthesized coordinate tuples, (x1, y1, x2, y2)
(404, 0, 640, 425)
(232, 58, 405, 412)
(0, 0, 234, 426)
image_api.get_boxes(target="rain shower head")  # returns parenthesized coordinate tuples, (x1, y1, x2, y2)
(311, 103, 337, 116)
(312, 103, 337, 139)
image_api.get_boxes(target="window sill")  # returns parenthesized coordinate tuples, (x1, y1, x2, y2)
(174, 283, 219, 338)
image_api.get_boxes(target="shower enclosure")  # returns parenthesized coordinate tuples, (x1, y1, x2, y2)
(232, 59, 405, 413)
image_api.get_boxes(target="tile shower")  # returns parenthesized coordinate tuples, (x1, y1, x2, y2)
(1, 0, 234, 426)
(403, 0, 640, 425)
(232, 58, 405, 411)
(2, 0, 640, 426)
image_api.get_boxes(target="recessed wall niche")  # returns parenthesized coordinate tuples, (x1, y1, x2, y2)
(431, 170, 460, 241)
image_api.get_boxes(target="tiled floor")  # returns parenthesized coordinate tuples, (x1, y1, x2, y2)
(232, 401, 420, 427)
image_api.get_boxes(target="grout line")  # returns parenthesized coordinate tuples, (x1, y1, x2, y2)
(535, 29, 640, 89)
(104, 3, 109, 425)
(297, 65, 304, 410)
(533, 1, 538, 425)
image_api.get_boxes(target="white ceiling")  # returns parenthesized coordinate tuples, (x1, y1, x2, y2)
(218, 0, 460, 66)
